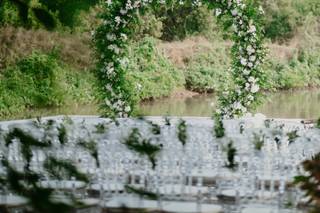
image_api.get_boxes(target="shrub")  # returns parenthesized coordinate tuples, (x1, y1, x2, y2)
(1, 52, 65, 109)
(294, 153, 320, 212)
(129, 9, 163, 41)
(262, 0, 300, 42)
(64, 68, 96, 105)
(0, 0, 99, 29)
(184, 40, 231, 92)
(152, 5, 218, 41)
(0, 1, 22, 26)
(126, 37, 185, 101)
(264, 12, 295, 42)
(127, 5, 219, 42)
(0, 52, 96, 118)
(263, 58, 320, 90)
(38, 0, 99, 28)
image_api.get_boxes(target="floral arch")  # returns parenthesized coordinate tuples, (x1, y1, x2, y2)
(93, 0, 266, 118)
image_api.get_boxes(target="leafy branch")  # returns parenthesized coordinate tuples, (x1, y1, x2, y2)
(94, 122, 109, 134)
(57, 124, 68, 145)
(4, 0, 56, 29)
(148, 121, 161, 135)
(5, 128, 51, 169)
(123, 128, 162, 170)
(77, 139, 100, 167)
(224, 141, 238, 170)
(253, 132, 265, 151)
(164, 116, 171, 126)
(316, 118, 320, 129)
(125, 185, 158, 200)
(43, 156, 89, 183)
(287, 130, 299, 144)
(177, 119, 187, 146)
(214, 115, 225, 138)
(1, 159, 74, 213)
(0, 126, 90, 213)
(294, 153, 320, 212)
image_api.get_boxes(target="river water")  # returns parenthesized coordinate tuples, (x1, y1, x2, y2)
(139, 89, 320, 119)
(9, 89, 320, 120)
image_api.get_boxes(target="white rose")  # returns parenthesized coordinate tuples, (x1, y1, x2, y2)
(248, 25, 256, 33)
(246, 45, 255, 54)
(231, 9, 238, 16)
(215, 8, 222, 16)
(115, 16, 121, 25)
(243, 69, 250, 75)
(125, 106, 131, 112)
(248, 76, 255, 82)
(249, 55, 256, 62)
(240, 58, 247, 66)
(234, 102, 242, 110)
(251, 84, 260, 93)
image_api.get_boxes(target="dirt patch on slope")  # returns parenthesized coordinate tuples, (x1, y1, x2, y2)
(170, 88, 199, 98)
(0, 26, 93, 70)
(158, 36, 217, 68)
(158, 36, 298, 67)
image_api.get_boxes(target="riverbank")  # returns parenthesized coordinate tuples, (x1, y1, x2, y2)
(139, 89, 320, 119)
(1, 15, 319, 119)
(2, 88, 319, 121)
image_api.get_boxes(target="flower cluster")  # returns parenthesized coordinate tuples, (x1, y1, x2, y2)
(94, 0, 266, 118)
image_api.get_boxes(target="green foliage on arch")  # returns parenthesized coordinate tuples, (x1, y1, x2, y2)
(93, 0, 267, 118)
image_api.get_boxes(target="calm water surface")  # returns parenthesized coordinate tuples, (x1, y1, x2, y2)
(139, 89, 320, 119)
(10, 89, 320, 120)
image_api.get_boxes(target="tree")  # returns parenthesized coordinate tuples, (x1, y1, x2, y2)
(0, 0, 99, 29)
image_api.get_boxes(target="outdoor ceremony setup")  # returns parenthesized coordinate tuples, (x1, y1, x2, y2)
(0, 0, 320, 212)
(0, 115, 319, 213)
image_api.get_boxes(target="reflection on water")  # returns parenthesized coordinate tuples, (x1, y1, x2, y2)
(8, 104, 99, 121)
(257, 90, 320, 119)
(140, 89, 320, 119)
(6, 90, 320, 120)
